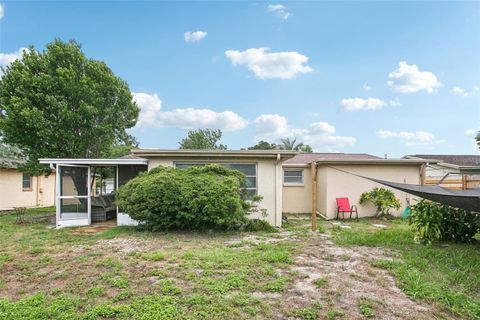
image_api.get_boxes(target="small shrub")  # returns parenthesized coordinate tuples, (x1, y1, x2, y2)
(408, 199, 480, 243)
(243, 219, 277, 232)
(116, 164, 262, 231)
(359, 187, 401, 217)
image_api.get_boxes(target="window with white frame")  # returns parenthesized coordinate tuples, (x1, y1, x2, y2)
(22, 173, 32, 190)
(283, 169, 303, 185)
(175, 163, 257, 199)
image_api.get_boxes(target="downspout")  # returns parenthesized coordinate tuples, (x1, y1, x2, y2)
(50, 164, 56, 206)
(311, 161, 317, 231)
(275, 153, 281, 227)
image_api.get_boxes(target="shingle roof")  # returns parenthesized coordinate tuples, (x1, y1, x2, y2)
(283, 153, 381, 165)
(0, 157, 25, 169)
(405, 155, 480, 167)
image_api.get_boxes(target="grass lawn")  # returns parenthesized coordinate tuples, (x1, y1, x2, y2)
(331, 219, 480, 319)
(0, 210, 478, 319)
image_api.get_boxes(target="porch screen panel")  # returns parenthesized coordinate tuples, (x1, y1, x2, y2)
(59, 166, 88, 220)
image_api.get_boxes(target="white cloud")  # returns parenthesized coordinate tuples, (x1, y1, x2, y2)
(377, 129, 445, 147)
(254, 114, 356, 151)
(0, 47, 28, 67)
(225, 48, 313, 79)
(267, 4, 290, 20)
(0, 3, 4, 20)
(341, 98, 387, 111)
(363, 83, 372, 91)
(387, 61, 442, 94)
(132, 92, 248, 131)
(341, 97, 400, 111)
(184, 31, 208, 43)
(466, 128, 479, 136)
(451, 86, 479, 98)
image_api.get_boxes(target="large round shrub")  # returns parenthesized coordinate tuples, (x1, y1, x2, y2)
(116, 164, 252, 231)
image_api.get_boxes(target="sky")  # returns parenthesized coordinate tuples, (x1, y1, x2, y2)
(0, 1, 479, 157)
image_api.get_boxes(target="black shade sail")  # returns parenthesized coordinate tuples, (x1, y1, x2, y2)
(366, 178, 480, 212)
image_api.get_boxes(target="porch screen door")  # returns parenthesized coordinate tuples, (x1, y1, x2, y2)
(57, 164, 91, 226)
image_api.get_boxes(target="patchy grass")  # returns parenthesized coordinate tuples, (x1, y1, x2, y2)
(0, 214, 298, 319)
(333, 218, 480, 319)
(0, 213, 478, 319)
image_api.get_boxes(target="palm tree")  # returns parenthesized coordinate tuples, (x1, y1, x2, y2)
(280, 138, 302, 150)
(279, 138, 313, 152)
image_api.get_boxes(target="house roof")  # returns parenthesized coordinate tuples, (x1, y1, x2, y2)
(283, 153, 381, 166)
(0, 157, 25, 169)
(132, 149, 298, 159)
(404, 154, 480, 167)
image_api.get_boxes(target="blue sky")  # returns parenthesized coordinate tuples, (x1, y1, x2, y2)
(1, 1, 479, 157)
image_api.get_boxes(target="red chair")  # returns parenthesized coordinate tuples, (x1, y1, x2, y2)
(336, 197, 358, 220)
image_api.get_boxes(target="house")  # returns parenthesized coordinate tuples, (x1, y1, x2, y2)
(404, 154, 480, 190)
(282, 153, 429, 219)
(40, 150, 431, 228)
(0, 157, 56, 210)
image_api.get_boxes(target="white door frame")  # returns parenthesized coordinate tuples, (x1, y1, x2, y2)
(56, 164, 91, 228)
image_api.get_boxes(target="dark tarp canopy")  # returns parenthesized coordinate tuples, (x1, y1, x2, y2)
(366, 178, 480, 212)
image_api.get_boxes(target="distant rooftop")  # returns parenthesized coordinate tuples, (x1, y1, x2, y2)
(405, 154, 480, 167)
(0, 157, 25, 169)
(284, 153, 381, 165)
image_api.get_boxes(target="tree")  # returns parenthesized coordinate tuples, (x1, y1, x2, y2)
(0, 39, 139, 175)
(179, 129, 227, 150)
(476, 131, 480, 149)
(279, 138, 313, 152)
(248, 140, 278, 150)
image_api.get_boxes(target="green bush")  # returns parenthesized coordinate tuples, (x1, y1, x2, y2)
(242, 219, 277, 233)
(116, 164, 265, 231)
(408, 199, 480, 243)
(359, 187, 401, 217)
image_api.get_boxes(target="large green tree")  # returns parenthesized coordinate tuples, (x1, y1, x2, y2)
(247, 140, 278, 150)
(179, 129, 227, 150)
(0, 39, 139, 174)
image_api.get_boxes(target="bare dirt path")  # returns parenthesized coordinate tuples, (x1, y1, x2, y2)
(274, 232, 451, 320)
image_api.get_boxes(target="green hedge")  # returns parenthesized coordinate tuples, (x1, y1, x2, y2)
(408, 199, 480, 243)
(116, 164, 261, 231)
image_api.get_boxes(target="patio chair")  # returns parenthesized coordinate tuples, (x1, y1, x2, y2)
(335, 197, 358, 220)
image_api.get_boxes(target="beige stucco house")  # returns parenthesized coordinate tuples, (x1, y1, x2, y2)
(0, 157, 56, 210)
(282, 153, 428, 219)
(40, 150, 430, 228)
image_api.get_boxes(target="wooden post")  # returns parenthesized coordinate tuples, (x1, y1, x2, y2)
(462, 175, 467, 190)
(420, 164, 426, 185)
(311, 162, 317, 232)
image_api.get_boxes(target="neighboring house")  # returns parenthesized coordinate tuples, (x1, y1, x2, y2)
(40, 150, 431, 228)
(282, 153, 429, 219)
(404, 154, 480, 190)
(0, 157, 56, 210)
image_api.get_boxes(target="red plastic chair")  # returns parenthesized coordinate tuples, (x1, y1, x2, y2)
(336, 197, 358, 220)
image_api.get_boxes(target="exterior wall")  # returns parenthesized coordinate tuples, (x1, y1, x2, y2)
(144, 156, 283, 227)
(0, 169, 56, 209)
(282, 166, 311, 214)
(281, 164, 421, 219)
(322, 164, 420, 219)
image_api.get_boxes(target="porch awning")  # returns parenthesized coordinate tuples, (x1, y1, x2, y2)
(39, 158, 148, 165)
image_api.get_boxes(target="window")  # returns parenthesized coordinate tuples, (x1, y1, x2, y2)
(175, 162, 257, 199)
(284, 169, 303, 185)
(22, 173, 32, 190)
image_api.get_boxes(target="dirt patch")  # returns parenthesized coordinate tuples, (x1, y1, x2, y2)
(274, 233, 451, 319)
